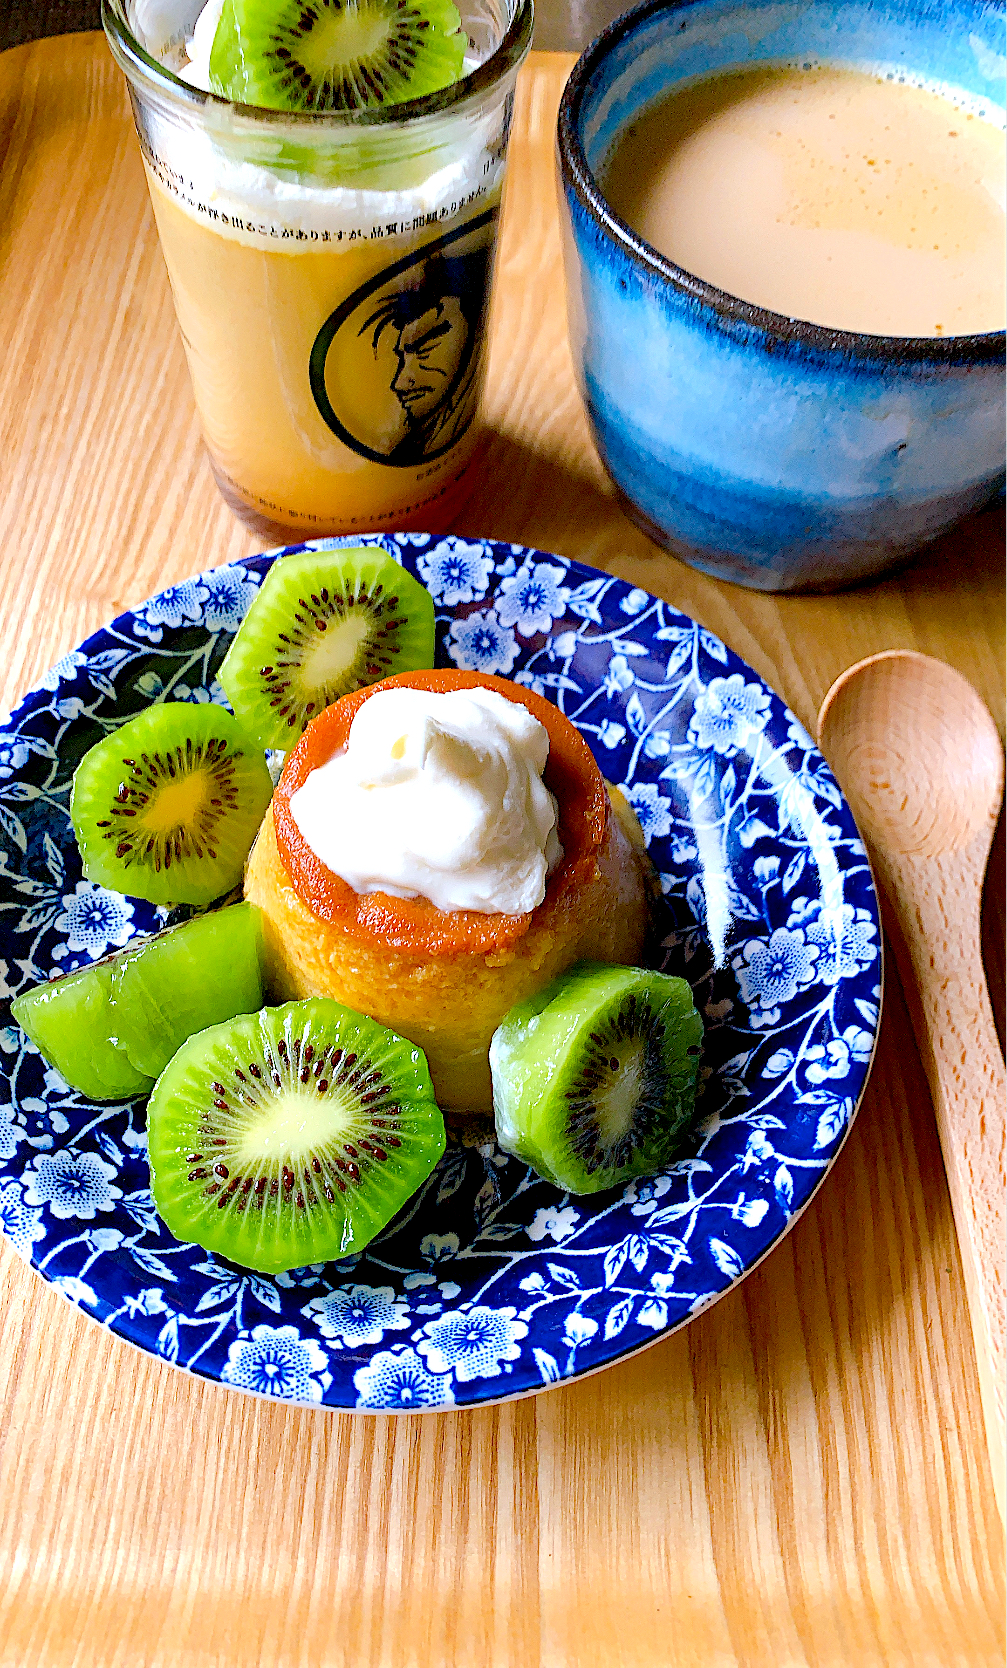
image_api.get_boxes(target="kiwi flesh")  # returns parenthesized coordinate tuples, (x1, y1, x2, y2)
(147, 998, 445, 1272)
(13, 958, 151, 1102)
(11, 904, 266, 1102)
(209, 0, 467, 113)
(490, 962, 704, 1195)
(218, 547, 436, 752)
(70, 703, 273, 906)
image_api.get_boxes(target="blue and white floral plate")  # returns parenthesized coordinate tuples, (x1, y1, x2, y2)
(0, 536, 881, 1410)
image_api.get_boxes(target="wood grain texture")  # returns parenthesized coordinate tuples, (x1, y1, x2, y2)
(0, 38, 1004, 1668)
(818, 651, 1006, 1524)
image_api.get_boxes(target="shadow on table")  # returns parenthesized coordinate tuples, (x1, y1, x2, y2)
(459, 427, 1007, 602)
(868, 495, 1007, 605)
(455, 425, 641, 567)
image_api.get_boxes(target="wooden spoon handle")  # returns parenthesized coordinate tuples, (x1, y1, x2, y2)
(880, 851, 1005, 1523)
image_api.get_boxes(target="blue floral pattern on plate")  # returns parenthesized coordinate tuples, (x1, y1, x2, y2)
(0, 536, 881, 1409)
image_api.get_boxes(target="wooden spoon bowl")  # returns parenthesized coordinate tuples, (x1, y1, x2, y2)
(821, 651, 1002, 859)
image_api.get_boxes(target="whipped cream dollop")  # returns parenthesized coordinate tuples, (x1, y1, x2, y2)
(178, 0, 224, 90)
(288, 687, 564, 914)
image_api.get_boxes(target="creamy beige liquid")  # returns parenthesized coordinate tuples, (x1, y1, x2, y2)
(602, 66, 1006, 335)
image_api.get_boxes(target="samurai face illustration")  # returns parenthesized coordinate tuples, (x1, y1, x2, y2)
(309, 213, 496, 467)
(361, 247, 490, 464)
(387, 296, 469, 424)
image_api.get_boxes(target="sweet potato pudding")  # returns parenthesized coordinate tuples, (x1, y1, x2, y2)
(244, 669, 652, 1112)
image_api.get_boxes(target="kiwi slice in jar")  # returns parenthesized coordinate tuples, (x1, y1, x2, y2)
(490, 962, 704, 1196)
(11, 904, 265, 1102)
(70, 703, 272, 906)
(208, 0, 468, 113)
(218, 547, 435, 751)
(147, 999, 445, 1272)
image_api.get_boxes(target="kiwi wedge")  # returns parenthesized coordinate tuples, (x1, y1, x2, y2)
(148, 998, 446, 1272)
(218, 547, 436, 751)
(209, 0, 467, 113)
(70, 704, 272, 906)
(490, 962, 704, 1196)
(11, 904, 266, 1102)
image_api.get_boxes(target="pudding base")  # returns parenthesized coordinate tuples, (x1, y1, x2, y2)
(244, 792, 653, 1114)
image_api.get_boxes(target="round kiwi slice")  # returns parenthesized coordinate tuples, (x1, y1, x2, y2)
(148, 998, 446, 1272)
(70, 703, 273, 906)
(208, 0, 467, 113)
(218, 547, 436, 751)
(490, 962, 705, 1196)
(11, 904, 265, 1102)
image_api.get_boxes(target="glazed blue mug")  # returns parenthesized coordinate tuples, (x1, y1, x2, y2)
(557, 0, 1006, 592)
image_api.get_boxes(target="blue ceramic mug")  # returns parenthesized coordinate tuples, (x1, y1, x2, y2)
(557, 0, 1006, 592)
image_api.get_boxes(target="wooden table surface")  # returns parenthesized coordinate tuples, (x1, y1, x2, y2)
(0, 37, 1004, 1668)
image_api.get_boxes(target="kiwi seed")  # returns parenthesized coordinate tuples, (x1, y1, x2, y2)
(208, 0, 468, 115)
(565, 993, 671, 1176)
(491, 962, 704, 1196)
(70, 704, 273, 906)
(148, 999, 446, 1271)
(218, 547, 435, 751)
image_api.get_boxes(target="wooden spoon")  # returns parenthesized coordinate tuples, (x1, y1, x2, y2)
(818, 650, 1005, 1526)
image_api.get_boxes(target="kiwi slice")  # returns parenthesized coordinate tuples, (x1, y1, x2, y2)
(11, 904, 265, 1102)
(70, 704, 272, 906)
(148, 998, 446, 1272)
(209, 0, 467, 113)
(490, 962, 704, 1196)
(218, 547, 436, 751)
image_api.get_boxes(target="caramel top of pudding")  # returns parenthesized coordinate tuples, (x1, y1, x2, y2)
(272, 670, 610, 956)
